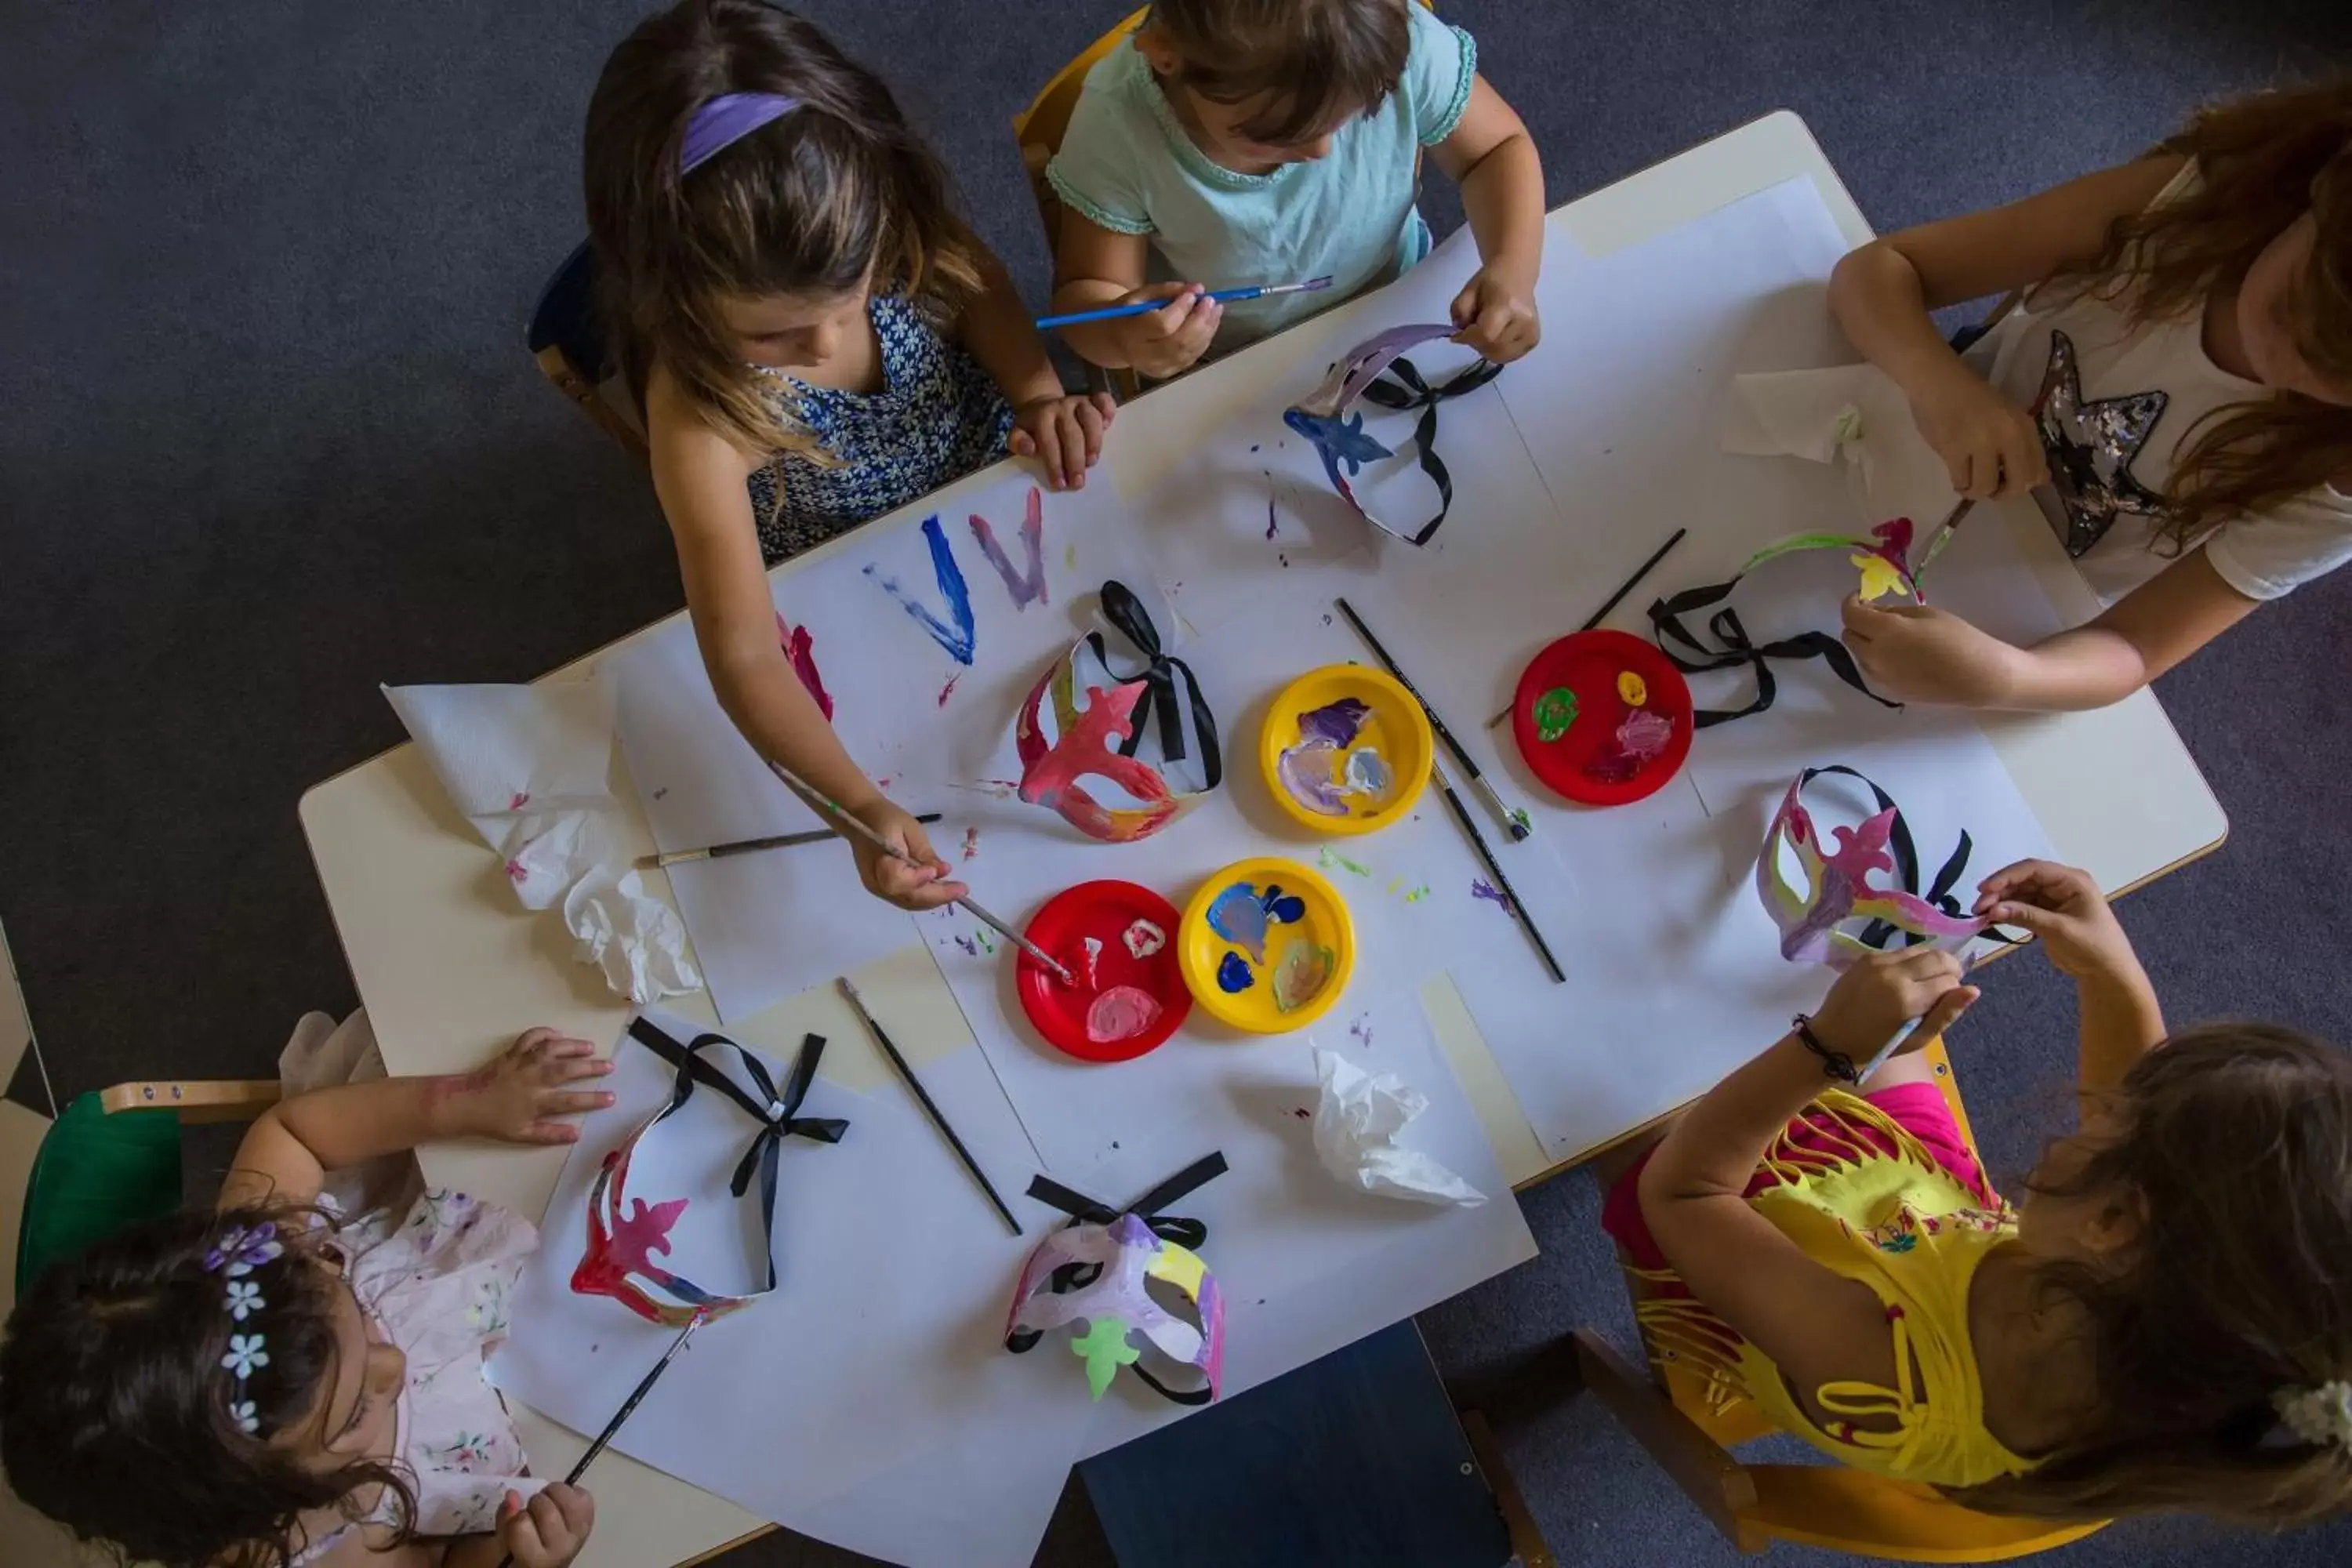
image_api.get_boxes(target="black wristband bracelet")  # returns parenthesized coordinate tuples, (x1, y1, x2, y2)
(1791, 1014, 1861, 1083)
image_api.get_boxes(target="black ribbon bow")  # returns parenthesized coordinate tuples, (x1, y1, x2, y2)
(626, 1017, 848, 1295)
(1089, 580, 1223, 791)
(1355, 353, 1504, 546)
(1649, 578, 1900, 728)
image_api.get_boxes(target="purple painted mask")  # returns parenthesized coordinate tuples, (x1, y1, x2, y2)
(1758, 765, 1986, 970)
(1282, 323, 1500, 546)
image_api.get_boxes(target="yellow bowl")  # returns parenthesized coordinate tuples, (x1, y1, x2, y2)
(1257, 664, 1433, 835)
(1178, 857, 1356, 1033)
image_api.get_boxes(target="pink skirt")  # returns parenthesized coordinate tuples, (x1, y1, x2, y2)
(1601, 1082, 1997, 1271)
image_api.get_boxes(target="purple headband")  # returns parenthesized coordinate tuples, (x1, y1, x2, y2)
(680, 92, 800, 175)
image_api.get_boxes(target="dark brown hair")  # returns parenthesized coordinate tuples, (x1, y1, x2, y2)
(583, 0, 985, 456)
(1145, 0, 1412, 147)
(0, 1203, 414, 1568)
(1954, 1025, 2352, 1525)
(2044, 79, 2352, 544)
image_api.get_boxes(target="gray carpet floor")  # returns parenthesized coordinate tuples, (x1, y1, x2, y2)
(7, 2, 2352, 1563)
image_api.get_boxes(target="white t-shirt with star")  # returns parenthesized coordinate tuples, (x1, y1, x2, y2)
(1965, 162, 2352, 605)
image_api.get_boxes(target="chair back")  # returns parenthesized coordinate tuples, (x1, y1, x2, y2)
(1010, 8, 1149, 256)
(527, 241, 647, 453)
(13, 1094, 182, 1294)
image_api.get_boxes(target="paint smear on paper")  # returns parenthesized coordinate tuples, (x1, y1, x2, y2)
(937, 671, 962, 707)
(968, 486, 1049, 610)
(1401, 884, 1431, 903)
(960, 826, 980, 861)
(864, 514, 976, 664)
(953, 934, 982, 959)
(1270, 939, 1334, 1012)
(974, 927, 995, 955)
(1086, 985, 1163, 1044)
(1471, 878, 1512, 913)
(1318, 847, 1370, 877)
(1216, 952, 1254, 994)
(775, 615, 835, 720)
(1065, 543, 1077, 571)
(1321, 612, 1334, 626)
(952, 779, 1022, 800)
(1348, 1014, 1374, 1049)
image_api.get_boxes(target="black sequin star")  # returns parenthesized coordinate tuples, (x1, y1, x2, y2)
(2033, 328, 2170, 557)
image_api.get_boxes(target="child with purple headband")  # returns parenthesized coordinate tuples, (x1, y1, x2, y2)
(1, 1028, 616, 1566)
(583, 0, 1112, 915)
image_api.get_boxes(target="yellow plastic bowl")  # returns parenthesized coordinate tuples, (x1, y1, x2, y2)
(1178, 857, 1356, 1033)
(1257, 664, 1433, 836)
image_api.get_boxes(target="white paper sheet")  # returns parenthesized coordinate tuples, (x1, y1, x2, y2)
(491, 1005, 1095, 1568)
(609, 469, 1174, 1022)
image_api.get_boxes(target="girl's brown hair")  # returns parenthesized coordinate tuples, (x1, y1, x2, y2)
(1147, 0, 1412, 147)
(583, 0, 985, 457)
(1953, 1025, 2352, 1525)
(0, 1202, 416, 1567)
(2045, 80, 2352, 545)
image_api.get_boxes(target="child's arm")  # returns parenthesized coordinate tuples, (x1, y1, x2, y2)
(1640, 951, 1979, 1429)
(217, 1029, 615, 1210)
(1829, 154, 2187, 501)
(953, 245, 1117, 490)
(1841, 545, 2261, 709)
(1974, 859, 2166, 1095)
(1429, 76, 1544, 364)
(648, 372, 964, 910)
(1049, 217, 1221, 378)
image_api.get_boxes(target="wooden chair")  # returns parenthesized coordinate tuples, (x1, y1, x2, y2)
(526, 241, 648, 456)
(13, 1078, 279, 1294)
(1570, 1038, 2107, 1559)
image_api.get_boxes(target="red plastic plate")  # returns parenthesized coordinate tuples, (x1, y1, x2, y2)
(1016, 880, 1191, 1061)
(1511, 629, 1694, 806)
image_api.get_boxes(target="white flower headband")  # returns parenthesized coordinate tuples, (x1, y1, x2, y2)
(2274, 1381, 2352, 1450)
(203, 1223, 284, 1436)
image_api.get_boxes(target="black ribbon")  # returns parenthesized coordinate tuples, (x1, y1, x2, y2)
(1089, 580, 1223, 790)
(626, 1018, 848, 1296)
(1789, 765, 1996, 952)
(1356, 354, 1504, 547)
(1649, 577, 1900, 728)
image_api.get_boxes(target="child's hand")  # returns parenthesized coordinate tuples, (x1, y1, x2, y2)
(1840, 594, 2022, 706)
(1906, 362, 2049, 501)
(1974, 859, 2142, 981)
(1809, 948, 1978, 1062)
(1450, 265, 1540, 363)
(1009, 391, 1117, 492)
(852, 800, 967, 912)
(1109, 283, 1221, 379)
(443, 1029, 615, 1145)
(499, 1484, 595, 1568)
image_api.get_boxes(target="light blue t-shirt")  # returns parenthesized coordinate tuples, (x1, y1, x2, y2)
(1045, 3, 1477, 350)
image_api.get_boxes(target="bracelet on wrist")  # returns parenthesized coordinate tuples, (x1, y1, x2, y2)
(1791, 1014, 1862, 1084)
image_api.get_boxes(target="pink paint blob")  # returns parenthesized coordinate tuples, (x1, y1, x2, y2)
(1086, 985, 1163, 1044)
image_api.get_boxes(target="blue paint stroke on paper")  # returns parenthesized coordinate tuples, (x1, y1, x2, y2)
(967, 486, 1048, 610)
(864, 514, 976, 664)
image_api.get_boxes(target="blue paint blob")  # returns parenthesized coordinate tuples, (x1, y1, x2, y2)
(1261, 885, 1307, 926)
(1216, 952, 1254, 994)
(1206, 882, 1269, 963)
(863, 514, 977, 665)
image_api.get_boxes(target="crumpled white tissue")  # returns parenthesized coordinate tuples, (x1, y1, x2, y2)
(383, 681, 620, 910)
(1722, 363, 1965, 533)
(1309, 1048, 1486, 1207)
(563, 866, 702, 1005)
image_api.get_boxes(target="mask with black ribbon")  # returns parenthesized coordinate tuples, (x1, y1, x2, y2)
(1003, 1153, 1228, 1404)
(1283, 322, 1501, 546)
(1014, 581, 1222, 843)
(569, 1017, 848, 1328)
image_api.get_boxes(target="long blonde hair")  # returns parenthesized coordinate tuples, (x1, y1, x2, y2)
(583, 0, 985, 456)
(2044, 80, 2352, 543)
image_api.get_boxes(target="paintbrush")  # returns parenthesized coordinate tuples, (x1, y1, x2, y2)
(1911, 496, 1973, 576)
(1430, 758, 1567, 985)
(838, 978, 1022, 1236)
(1332, 597, 1530, 842)
(1490, 526, 1689, 728)
(761, 757, 1075, 984)
(637, 814, 943, 870)
(492, 1311, 708, 1566)
(1035, 276, 1333, 331)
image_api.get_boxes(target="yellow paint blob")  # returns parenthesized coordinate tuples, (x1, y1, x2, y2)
(1617, 670, 1648, 707)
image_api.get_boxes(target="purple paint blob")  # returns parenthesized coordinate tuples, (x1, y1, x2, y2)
(1297, 697, 1370, 746)
(1471, 878, 1512, 913)
(1277, 737, 1351, 816)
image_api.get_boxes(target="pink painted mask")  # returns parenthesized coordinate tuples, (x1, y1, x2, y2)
(1757, 765, 1986, 970)
(1015, 581, 1221, 844)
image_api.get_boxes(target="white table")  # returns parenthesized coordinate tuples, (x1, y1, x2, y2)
(299, 111, 2224, 1568)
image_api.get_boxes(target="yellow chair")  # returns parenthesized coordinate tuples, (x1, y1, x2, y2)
(1573, 1038, 2107, 1559)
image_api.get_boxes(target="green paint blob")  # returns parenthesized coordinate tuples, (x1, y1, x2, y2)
(1317, 847, 1372, 877)
(1533, 687, 1580, 742)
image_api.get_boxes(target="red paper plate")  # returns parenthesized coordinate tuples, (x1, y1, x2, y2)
(1017, 880, 1191, 1061)
(1511, 629, 1694, 806)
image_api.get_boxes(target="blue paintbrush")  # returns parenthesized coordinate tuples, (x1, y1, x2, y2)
(1036, 276, 1333, 331)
